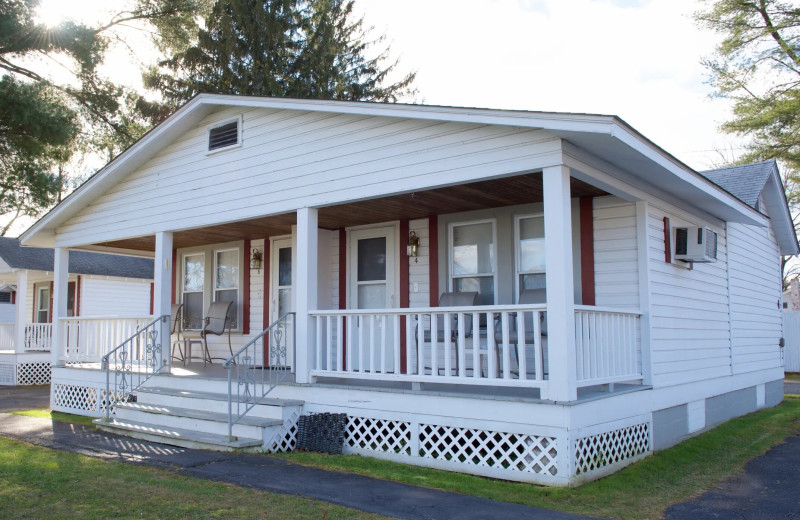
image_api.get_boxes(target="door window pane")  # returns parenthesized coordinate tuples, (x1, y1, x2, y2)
(278, 288, 291, 318)
(453, 222, 494, 275)
(67, 284, 75, 317)
(215, 250, 239, 289)
(278, 247, 292, 286)
(519, 217, 546, 272)
(357, 237, 386, 282)
(37, 287, 50, 323)
(183, 254, 205, 292)
(357, 284, 387, 309)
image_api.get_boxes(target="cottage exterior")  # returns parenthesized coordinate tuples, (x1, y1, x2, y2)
(0, 237, 154, 385)
(19, 95, 798, 485)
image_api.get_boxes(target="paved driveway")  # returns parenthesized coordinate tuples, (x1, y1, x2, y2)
(0, 385, 50, 412)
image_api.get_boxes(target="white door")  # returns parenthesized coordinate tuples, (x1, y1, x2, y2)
(269, 237, 294, 368)
(348, 225, 397, 372)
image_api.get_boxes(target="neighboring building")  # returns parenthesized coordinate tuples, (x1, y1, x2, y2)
(19, 95, 798, 486)
(782, 278, 800, 310)
(0, 237, 154, 385)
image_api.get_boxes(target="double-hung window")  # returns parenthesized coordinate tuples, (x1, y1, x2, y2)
(449, 220, 497, 306)
(516, 214, 546, 296)
(180, 242, 242, 331)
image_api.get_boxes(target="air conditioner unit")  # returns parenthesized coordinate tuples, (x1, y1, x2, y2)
(674, 226, 718, 263)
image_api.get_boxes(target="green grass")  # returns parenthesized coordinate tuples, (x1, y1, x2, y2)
(10, 409, 95, 426)
(785, 372, 800, 382)
(276, 396, 800, 520)
(0, 435, 388, 520)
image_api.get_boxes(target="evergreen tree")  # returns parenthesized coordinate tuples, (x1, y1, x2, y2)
(0, 0, 208, 234)
(142, 0, 416, 123)
(696, 0, 800, 285)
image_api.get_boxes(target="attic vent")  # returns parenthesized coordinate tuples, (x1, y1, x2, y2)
(0, 292, 9, 303)
(208, 121, 239, 151)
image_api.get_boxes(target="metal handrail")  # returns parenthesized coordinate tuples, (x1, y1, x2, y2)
(225, 312, 295, 440)
(101, 314, 169, 421)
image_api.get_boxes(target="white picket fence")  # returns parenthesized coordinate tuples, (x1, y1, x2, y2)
(783, 310, 800, 372)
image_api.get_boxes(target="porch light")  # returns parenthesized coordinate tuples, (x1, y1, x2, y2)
(407, 231, 420, 261)
(250, 247, 263, 273)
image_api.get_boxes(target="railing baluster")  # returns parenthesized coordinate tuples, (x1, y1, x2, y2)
(380, 314, 387, 374)
(457, 312, 465, 378)
(336, 315, 344, 372)
(443, 311, 452, 377)
(393, 314, 400, 375)
(405, 312, 413, 375)
(501, 311, 510, 380)
(346, 315, 353, 372)
(416, 313, 423, 376)
(431, 313, 438, 377)
(471, 312, 480, 379)
(517, 310, 527, 381)
(487, 312, 496, 379)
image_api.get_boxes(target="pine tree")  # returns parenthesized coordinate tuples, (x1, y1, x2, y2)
(142, 0, 416, 123)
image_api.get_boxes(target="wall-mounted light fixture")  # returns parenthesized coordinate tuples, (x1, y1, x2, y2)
(250, 247, 263, 273)
(407, 231, 420, 262)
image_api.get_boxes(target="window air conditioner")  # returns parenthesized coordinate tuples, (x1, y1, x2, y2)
(674, 226, 718, 263)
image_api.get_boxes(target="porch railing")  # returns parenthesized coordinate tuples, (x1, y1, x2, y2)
(225, 312, 295, 440)
(310, 304, 550, 389)
(101, 315, 169, 421)
(0, 323, 14, 350)
(574, 306, 642, 387)
(310, 305, 643, 393)
(24, 323, 52, 351)
(61, 316, 153, 362)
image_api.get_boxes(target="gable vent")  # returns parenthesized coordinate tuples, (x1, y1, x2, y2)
(208, 121, 239, 151)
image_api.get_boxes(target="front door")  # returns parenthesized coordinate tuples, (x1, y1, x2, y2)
(269, 237, 294, 368)
(348, 225, 397, 372)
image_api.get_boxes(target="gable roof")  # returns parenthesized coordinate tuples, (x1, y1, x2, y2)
(700, 160, 773, 209)
(20, 94, 772, 248)
(700, 160, 799, 255)
(0, 237, 153, 279)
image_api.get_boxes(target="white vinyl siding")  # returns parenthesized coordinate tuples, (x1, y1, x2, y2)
(54, 108, 561, 247)
(646, 205, 731, 387)
(727, 221, 783, 373)
(409, 218, 430, 308)
(80, 278, 151, 317)
(593, 197, 639, 309)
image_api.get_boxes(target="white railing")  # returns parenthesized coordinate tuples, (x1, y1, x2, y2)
(61, 316, 153, 362)
(574, 306, 642, 387)
(0, 323, 15, 350)
(310, 304, 549, 389)
(24, 323, 52, 351)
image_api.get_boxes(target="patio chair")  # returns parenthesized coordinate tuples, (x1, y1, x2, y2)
(182, 301, 233, 366)
(493, 288, 547, 376)
(417, 291, 478, 374)
(170, 303, 184, 364)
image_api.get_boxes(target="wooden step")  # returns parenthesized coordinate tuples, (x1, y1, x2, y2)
(93, 418, 262, 451)
(136, 386, 304, 406)
(114, 402, 283, 428)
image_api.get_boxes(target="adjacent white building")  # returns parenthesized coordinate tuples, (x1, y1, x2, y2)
(18, 95, 798, 485)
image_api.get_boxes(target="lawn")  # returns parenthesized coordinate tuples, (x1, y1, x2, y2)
(0, 434, 388, 520)
(785, 372, 800, 382)
(277, 396, 800, 520)
(10, 409, 95, 426)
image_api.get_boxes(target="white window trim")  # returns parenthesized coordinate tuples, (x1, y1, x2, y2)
(205, 115, 243, 155)
(514, 213, 546, 301)
(36, 284, 50, 323)
(447, 218, 498, 304)
(178, 241, 244, 332)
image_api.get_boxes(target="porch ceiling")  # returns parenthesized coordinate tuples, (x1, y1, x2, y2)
(94, 174, 607, 252)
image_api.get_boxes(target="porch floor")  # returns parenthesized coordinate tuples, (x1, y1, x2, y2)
(64, 361, 297, 383)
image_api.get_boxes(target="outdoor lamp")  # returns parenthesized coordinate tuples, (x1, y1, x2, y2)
(250, 247, 263, 272)
(407, 231, 420, 261)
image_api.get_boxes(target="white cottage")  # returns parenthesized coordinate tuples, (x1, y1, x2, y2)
(0, 237, 154, 386)
(19, 95, 798, 486)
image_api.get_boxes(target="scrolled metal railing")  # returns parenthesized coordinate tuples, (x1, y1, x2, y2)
(225, 312, 295, 440)
(101, 315, 169, 421)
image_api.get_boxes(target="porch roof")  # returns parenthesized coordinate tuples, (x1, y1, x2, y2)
(21, 94, 769, 248)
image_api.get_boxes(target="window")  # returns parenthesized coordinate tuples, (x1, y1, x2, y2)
(36, 285, 50, 323)
(0, 292, 10, 303)
(449, 220, 496, 306)
(516, 214, 546, 296)
(180, 242, 243, 331)
(207, 116, 242, 152)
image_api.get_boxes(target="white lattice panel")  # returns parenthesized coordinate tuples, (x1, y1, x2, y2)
(0, 363, 15, 385)
(347, 416, 411, 456)
(16, 362, 51, 385)
(419, 423, 558, 475)
(574, 422, 650, 475)
(52, 383, 103, 415)
(269, 409, 301, 453)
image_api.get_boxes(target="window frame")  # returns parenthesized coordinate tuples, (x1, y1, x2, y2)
(514, 213, 547, 301)
(206, 115, 243, 155)
(178, 241, 244, 332)
(36, 284, 50, 324)
(447, 218, 498, 305)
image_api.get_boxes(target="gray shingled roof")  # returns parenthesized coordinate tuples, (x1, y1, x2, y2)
(0, 237, 153, 279)
(700, 160, 775, 209)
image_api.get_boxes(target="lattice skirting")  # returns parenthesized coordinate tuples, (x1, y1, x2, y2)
(17, 362, 51, 385)
(573, 420, 651, 480)
(51, 382, 118, 417)
(0, 363, 15, 385)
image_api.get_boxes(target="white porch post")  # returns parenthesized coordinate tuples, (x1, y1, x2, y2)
(14, 270, 28, 354)
(543, 165, 577, 401)
(51, 247, 69, 367)
(154, 231, 173, 371)
(295, 207, 318, 384)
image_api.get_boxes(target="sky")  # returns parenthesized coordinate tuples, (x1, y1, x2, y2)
(13, 0, 740, 234)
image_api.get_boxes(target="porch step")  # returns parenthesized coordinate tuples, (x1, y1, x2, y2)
(94, 418, 262, 451)
(138, 386, 304, 407)
(133, 386, 303, 419)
